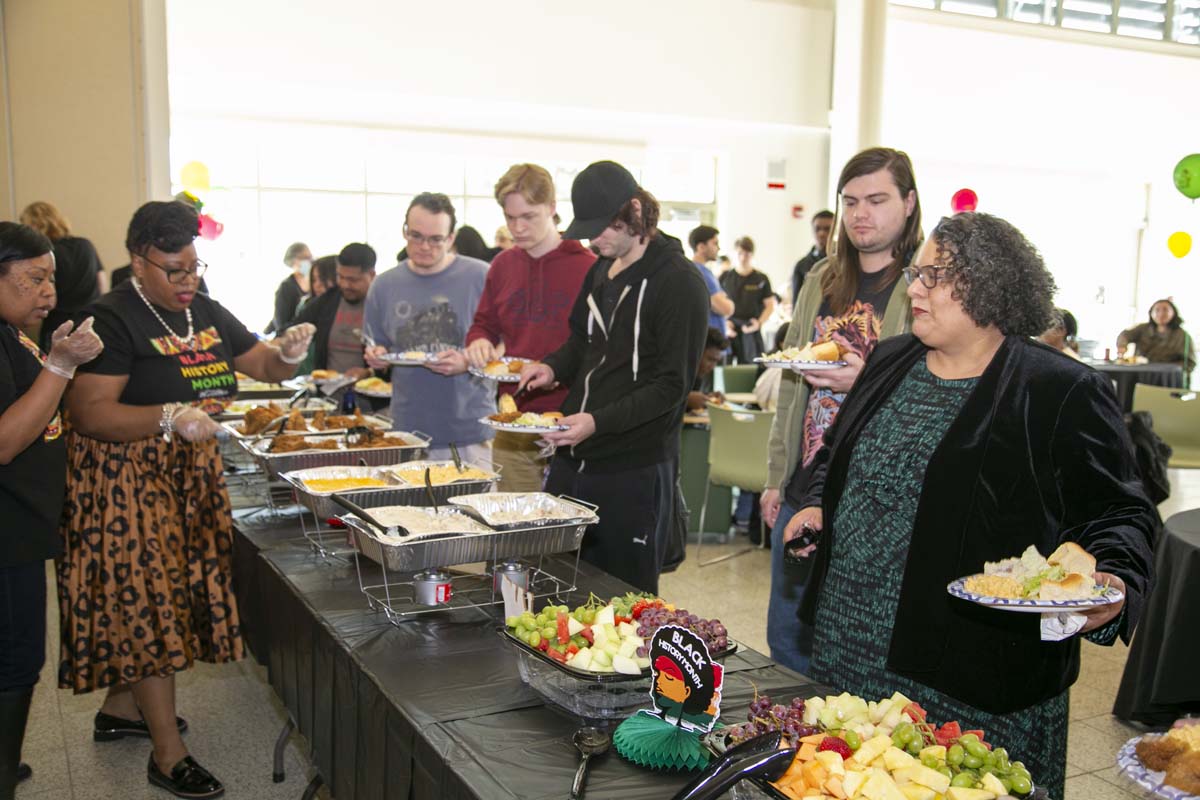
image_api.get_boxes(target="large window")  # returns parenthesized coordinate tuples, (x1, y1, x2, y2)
(171, 118, 717, 332)
(892, 0, 1200, 43)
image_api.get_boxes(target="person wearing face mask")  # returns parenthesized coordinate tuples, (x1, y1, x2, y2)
(0, 223, 103, 800)
(266, 241, 312, 334)
(59, 201, 314, 799)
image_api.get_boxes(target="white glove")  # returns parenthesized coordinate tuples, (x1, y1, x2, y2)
(172, 406, 221, 442)
(277, 323, 316, 363)
(45, 317, 104, 378)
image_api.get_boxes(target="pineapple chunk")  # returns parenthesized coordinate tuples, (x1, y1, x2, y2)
(815, 751, 847, 776)
(862, 771, 908, 800)
(882, 747, 918, 771)
(946, 788, 996, 800)
(853, 735, 893, 768)
(901, 785, 937, 800)
(919, 746, 947, 763)
(843, 771, 868, 799)
(979, 772, 1007, 797)
(892, 766, 951, 794)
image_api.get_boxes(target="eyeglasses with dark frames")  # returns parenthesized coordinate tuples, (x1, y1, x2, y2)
(141, 254, 208, 285)
(902, 264, 956, 289)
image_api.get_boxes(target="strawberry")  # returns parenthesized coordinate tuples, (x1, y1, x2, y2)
(818, 737, 853, 759)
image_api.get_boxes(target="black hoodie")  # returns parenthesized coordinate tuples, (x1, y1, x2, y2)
(542, 233, 709, 472)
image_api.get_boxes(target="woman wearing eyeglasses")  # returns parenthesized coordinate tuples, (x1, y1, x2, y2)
(57, 201, 314, 799)
(783, 213, 1156, 800)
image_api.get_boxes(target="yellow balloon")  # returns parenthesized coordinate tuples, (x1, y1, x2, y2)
(180, 161, 210, 193)
(1167, 231, 1192, 259)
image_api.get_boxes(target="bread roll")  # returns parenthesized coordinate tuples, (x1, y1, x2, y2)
(809, 341, 842, 362)
(1038, 572, 1095, 601)
(1048, 542, 1095, 577)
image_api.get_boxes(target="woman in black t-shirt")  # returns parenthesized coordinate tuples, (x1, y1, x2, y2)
(0, 223, 103, 797)
(59, 202, 314, 800)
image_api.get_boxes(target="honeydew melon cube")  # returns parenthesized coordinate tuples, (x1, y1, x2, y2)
(591, 649, 611, 668)
(569, 648, 592, 670)
(617, 638, 640, 659)
(617, 621, 637, 638)
(567, 617, 586, 635)
(594, 605, 615, 627)
(612, 654, 641, 675)
(634, 655, 651, 670)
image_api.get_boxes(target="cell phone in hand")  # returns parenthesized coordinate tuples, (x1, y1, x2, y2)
(783, 525, 819, 565)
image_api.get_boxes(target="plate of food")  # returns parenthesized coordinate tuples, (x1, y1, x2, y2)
(756, 341, 847, 370)
(1118, 726, 1200, 799)
(308, 369, 348, 384)
(468, 357, 533, 383)
(377, 350, 439, 366)
(481, 411, 567, 434)
(947, 543, 1123, 612)
(355, 376, 392, 397)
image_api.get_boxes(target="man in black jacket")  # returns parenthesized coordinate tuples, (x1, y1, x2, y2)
(286, 242, 376, 377)
(520, 161, 710, 593)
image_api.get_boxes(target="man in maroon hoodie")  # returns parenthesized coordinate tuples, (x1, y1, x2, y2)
(445, 163, 594, 490)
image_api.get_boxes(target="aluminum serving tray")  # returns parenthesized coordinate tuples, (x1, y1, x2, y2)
(215, 397, 336, 422)
(221, 412, 391, 440)
(239, 431, 430, 478)
(448, 492, 598, 531)
(280, 461, 500, 519)
(341, 499, 589, 572)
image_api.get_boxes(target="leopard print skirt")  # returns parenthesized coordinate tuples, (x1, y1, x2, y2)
(56, 432, 244, 694)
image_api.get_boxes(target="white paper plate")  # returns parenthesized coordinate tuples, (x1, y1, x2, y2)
(468, 357, 531, 383)
(480, 416, 567, 434)
(378, 352, 439, 366)
(1117, 735, 1199, 800)
(755, 358, 847, 370)
(946, 576, 1124, 613)
(356, 388, 391, 398)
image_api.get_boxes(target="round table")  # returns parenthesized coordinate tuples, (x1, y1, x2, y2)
(1088, 361, 1184, 412)
(1113, 508, 1200, 724)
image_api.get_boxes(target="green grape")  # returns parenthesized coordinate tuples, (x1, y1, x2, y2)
(963, 740, 989, 760)
(959, 733, 980, 745)
(991, 748, 1008, 763)
(907, 740, 922, 756)
(1011, 761, 1025, 772)
(947, 744, 965, 767)
(583, 609, 595, 624)
(844, 731, 861, 750)
(951, 772, 977, 788)
(892, 733, 905, 749)
(541, 625, 555, 639)
(921, 754, 940, 769)
(528, 631, 541, 647)
(1000, 776, 1014, 793)
(938, 767, 953, 780)
(994, 754, 1011, 772)
(1011, 775, 1032, 795)
(506, 615, 519, 628)
(963, 753, 984, 769)
(895, 722, 915, 740)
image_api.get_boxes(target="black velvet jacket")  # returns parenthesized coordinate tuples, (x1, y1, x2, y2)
(798, 334, 1157, 714)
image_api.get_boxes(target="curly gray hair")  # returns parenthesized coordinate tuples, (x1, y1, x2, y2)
(931, 213, 1057, 338)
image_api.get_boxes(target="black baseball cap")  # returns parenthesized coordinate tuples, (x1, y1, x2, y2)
(563, 161, 639, 241)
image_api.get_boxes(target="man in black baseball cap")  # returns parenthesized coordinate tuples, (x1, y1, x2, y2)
(520, 160, 710, 592)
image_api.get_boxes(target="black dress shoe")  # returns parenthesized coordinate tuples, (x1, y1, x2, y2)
(17, 762, 31, 782)
(147, 754, 224, 799)
(94, 710, 189, 741)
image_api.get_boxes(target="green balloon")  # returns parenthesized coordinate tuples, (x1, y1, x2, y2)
(1174, 154, 1200, 200)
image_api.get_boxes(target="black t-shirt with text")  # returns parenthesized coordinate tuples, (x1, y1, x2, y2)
(79, 282, 258, 406)
(720, 269, 773, 322)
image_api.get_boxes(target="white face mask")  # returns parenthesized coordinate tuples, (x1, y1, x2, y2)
(296, 259, 312, 278)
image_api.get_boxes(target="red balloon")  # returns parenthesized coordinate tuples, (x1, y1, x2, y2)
(198, 213, 224, 240)
(951, 189, 978, 213)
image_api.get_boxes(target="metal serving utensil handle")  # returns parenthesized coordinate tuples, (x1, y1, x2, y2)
(569, 752, 592, 800)
(328, 493, 406, 538)
(449, 441, 464, 473)
(424, 467, 439, 513)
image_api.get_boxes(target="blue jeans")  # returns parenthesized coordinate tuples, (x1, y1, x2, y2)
(767, 503, 815, 675)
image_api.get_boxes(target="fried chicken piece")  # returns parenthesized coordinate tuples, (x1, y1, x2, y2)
(242, 406, 279, 435)
(1165, 750, 1200, 794)
(1138, 735, 1189, 772)
(269, 435, 338, 453)
(324, 410, 367, 430)
(310, 410, 327, 431)
(284, 409, 308, 431)
(488, 411, 522, 423)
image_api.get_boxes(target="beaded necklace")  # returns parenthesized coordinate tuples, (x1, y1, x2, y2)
(131, 277, 196, 350)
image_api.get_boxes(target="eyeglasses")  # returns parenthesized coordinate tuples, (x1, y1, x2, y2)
(142, 255, 208, 285)
(902, 264, 956, 289)
(403, 226, 449, 248)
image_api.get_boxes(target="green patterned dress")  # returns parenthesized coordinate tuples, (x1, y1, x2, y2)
(808, 357, 1069, 800)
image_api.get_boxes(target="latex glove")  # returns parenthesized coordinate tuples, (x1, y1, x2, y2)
(45, 317, 104, 378)
(464, 338, 501, 369)
(277, 323, 316, 361)
(782, 505, 823, 557)
(761, 488, 782, 529)
(172, 406, 220, 442)
(519, 362, 556, 392)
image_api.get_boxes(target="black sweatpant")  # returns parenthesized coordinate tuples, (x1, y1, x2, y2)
(545, 455, 675, 595)
(0, 561, 45, 691)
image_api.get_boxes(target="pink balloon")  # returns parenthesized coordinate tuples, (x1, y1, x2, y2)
(198, 213, 224, 240)
(951, 189, 978, 213)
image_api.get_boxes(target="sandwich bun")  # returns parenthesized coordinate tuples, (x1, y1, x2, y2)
(1038, 572, 1095, 601)
(543, 412, 564, 420)
(809, 341, 842, 362)
(1048, 542, 1096, 577)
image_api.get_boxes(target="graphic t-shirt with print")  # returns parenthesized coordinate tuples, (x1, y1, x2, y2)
(783, 271, 898, 509)
(78, 281, 259, 409)
(326, 296, 366, 374)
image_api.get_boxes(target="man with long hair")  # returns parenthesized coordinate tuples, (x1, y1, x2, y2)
(520, 161, 709, 593)
(761, 147, 922, 673)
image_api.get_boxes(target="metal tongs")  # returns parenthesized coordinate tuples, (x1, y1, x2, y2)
(329, 492, 409, 539)
(424, 467, 439, 513)
(449, 442, 465, 474)
(671, 732, 794, 800)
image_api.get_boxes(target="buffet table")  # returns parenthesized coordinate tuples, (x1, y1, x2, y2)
(232, 516, 826, 799)
(1113, 508, 1200, 725)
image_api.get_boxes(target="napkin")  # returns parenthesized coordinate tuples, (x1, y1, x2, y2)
(1040, 611, 1087, 641)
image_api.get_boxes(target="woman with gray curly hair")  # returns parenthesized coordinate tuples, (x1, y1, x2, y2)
(783, 212, 1156, 798)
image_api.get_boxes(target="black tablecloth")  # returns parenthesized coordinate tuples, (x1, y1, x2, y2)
(1090, 362, 1184, 412)
(1113, 508, 1200, 725)
(233, 519, 826, 799)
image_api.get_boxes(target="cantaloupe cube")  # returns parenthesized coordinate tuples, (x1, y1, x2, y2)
(799, 742, 820, 761)
(802, 760, 830, 788)
(801, 733, 830, 745)
(827, 775, 849, 799)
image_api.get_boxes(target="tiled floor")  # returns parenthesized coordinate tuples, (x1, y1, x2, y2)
(17, 469, 1198, 799)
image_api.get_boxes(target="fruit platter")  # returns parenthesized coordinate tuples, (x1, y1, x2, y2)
(501, 592, 736, 720)
(709, 691, 1041, 800)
